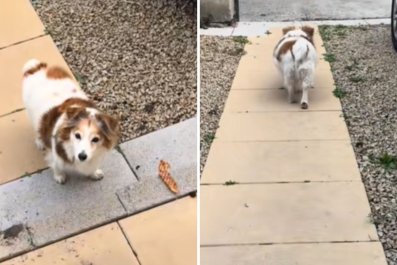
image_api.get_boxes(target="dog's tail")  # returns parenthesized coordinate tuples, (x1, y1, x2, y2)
(22, 59, 47, 77)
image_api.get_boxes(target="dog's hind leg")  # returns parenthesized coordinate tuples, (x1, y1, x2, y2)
(283, 68, 297, 103)
(285, 80, 297, 104)
(299, 68, 314, 109)
(301, 86, 309, 109)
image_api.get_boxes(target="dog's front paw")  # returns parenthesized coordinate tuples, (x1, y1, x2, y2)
(301, 102, 309, 109)
(90, 169, 104, 181)
(54, 173, 67, 184)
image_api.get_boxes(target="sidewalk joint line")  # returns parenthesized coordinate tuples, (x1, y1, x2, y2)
(117, 222, 143, 265)
(114, 145, 140, 181)
(116, 193, 128, 212)
(0, 108, 25, 118)
(227, 110, 342, 113)
(215, 139, 350, 143)
(0, 212, 129, 263)
(201, 179, 361, 186)
(0, 34, 47, 51)
(201, 239, 379, 247)
(221, 110, 343, 115)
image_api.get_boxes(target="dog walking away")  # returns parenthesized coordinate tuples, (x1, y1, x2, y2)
(273, 26, 317, 109)
(22, 59, 120, 184)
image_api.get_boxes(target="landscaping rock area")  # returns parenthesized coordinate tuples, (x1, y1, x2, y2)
(200, 36, 245, 171)
(320, 24, 397, 265)
(33, 0, 196, 141)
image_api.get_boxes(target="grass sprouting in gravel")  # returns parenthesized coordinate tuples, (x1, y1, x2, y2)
(203, 133, 215, 144)
(233, 36, 250, 45)
(319, 25, 350, 41)
(349, 75, 366, 83)
(333, 87, 347, 98)
(320, 24, 397, 264)
(323, 53, 336, 63)
(371, 153, 397, 171)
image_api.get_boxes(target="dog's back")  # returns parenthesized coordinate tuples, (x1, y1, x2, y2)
(22, 59, 88, 131)
(273, 27, 317, 79)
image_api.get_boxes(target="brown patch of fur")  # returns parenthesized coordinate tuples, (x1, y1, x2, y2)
(39, 98, 95, 150)
(55, 141, 71, 163)
(95, 114, 120, 149)
(46, 66, 71, 79)
(282, 26, 296, 35)
(59, 98, 96, 112)
(24, 62, 47, 77)
(276, 40, 297, 61)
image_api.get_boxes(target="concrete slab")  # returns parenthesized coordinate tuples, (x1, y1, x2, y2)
(238, 0, 389, 22)
(0, 35, 74, 116)
(2, 223, 140, 265)
(117, 166, 196, 214)
(365, 18, 391, 25)
(119, 197, 196, 265)
(200, 27, 233, 36)
(311, 20, 369, 26)
(202, 21, 389, 37)
(119, 117, 197, 181)
(201, 182, 378, 245)
(216, 112, 350, 141)
(231, 62, 334, 90)
(232, 22, 268, 36)
(0, 0, 44, 48)
(201, 141, 361, 183)
(0, 111, 47, 184)
(0, 149, 136, 257)
(201, 242, 388, 265)
(231, 65, 335, 91)
(223, 89, 341, 112)
(0, 224, 33, 262)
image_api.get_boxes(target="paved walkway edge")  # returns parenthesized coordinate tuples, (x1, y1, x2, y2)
(201, 19, 390, 36)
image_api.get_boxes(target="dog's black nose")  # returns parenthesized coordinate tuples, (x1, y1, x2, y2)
(78, 152, 87, 161)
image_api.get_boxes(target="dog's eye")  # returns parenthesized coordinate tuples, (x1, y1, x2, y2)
(92, 137, 99, 143)
(75, 133, 81, 140)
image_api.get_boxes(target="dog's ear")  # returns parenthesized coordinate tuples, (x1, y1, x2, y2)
(301, 26, 315, 38)
(282, 26, 296, 35)
(95, 113, 120, 149)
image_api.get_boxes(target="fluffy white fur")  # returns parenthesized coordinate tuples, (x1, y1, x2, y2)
(273, 27, 317, 109)
(22, 59, 109, 184)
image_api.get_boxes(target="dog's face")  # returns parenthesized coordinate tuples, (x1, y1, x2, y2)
(60, 107, 120, 163)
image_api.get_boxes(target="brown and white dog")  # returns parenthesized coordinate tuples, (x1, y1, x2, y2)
(273, 26, 317, 109)
(22, 59, 119, 184)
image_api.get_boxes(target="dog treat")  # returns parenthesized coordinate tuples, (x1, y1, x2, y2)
(158, 160, 179, 194)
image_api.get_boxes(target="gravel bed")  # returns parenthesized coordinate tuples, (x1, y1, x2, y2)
(320, 25, 397, 264)
(32, 0, 196, 142)
(200, 36, 245, 171)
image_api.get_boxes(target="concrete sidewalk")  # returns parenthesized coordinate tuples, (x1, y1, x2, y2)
(0, 1, 196, 264)
(200, 25, 388, 264)
(201, 19, 390, 36)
